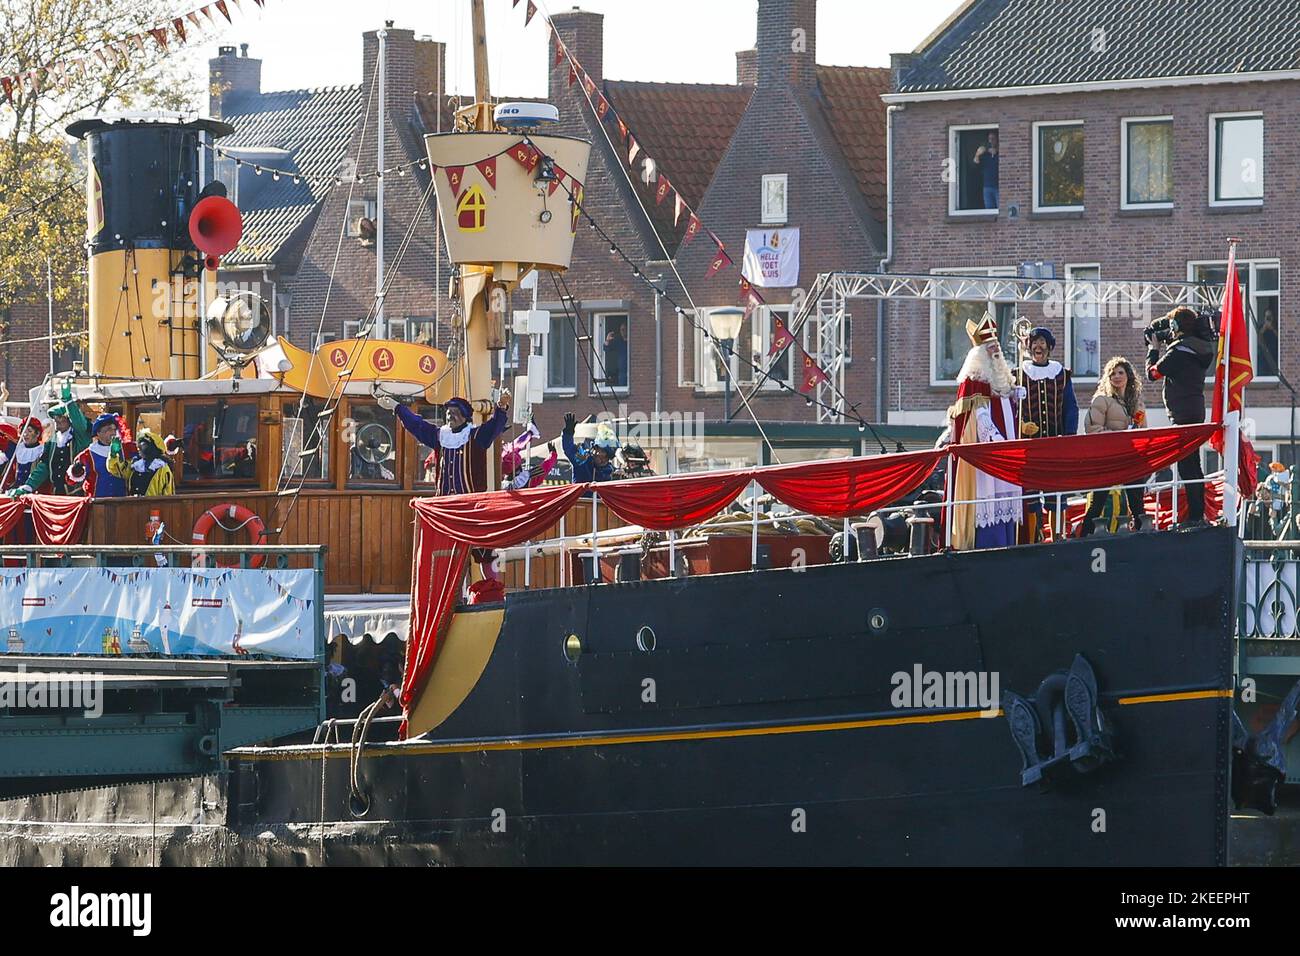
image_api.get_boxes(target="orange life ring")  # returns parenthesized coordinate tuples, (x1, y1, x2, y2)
(191, 503, 267, 569)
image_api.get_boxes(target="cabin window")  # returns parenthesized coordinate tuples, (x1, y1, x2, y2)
(282, 399, 331, 482)
(132, 403, 163, 445)
(181, 400, 258, 482)
(345, 402, 398, 484)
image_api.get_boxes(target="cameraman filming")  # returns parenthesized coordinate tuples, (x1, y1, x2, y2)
(1145, 306, 1217, 526)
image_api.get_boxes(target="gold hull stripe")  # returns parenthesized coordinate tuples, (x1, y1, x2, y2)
(235, 688, 1230, 763)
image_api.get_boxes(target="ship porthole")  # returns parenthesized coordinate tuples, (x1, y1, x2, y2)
(563, 634, 582, 662)
(868, 609, 889, 634)
(636, 626, 656, 653)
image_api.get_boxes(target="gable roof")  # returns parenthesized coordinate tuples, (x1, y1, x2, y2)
(815, 65, 891, 222)
(218, 85, 363, 267)
(896, 0, 1300, 93)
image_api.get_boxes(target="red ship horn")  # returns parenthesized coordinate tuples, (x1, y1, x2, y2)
(188, 195, 243, 269)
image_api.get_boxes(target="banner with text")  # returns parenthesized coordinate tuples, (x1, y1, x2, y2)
(742, 228, 800, 288)
(0, 566, 315, 658)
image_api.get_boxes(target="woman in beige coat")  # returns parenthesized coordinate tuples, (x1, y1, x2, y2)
(1079, 357, 1147, 534)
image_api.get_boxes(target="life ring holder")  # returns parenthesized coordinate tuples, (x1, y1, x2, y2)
(191, 503, 268, 569)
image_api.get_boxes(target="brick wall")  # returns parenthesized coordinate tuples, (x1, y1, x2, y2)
(886, 79, 1300, 447)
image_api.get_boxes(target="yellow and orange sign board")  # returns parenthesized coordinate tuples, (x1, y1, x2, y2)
(273, 336, 454, 403)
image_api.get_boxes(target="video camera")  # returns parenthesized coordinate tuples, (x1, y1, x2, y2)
(1143, 307, 1218, 347)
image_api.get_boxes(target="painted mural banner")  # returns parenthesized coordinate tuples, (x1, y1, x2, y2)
(742, 227, 800, 288)
(0, 566, 316, 659)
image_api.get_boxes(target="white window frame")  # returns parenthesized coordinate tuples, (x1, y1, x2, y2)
(1208, 111, 1264, 208)
(343, 320, 362, 340)
(214, 155, 240, 207)
(1120, 115, 1174, 210)
(345, 199, 376, 238)
(948, 124, 1000, 216)
(929, 266, 1017, 386)
(541, 311, 578, 396)
(1187, 257, 1280, 383)
(590, 312, 630, 396)
(309, 331, 337, 350)
(694, 305, 794, 393)
(1064, 263, 1102, 382)
(760, 173, 788, 225)
(405, 317, 438, 349)
(1032, 119, 1085, 214)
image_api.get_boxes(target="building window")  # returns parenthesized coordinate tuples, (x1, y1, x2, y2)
(544, 310, 577, 393)
(345, 402, 397, 484)
(1210, 112, 1263, 205)
(1065, 264, 1101, 380)
(931, 267, 1017, 384)
(1122, 117, 1173, 208)
(214, 155, 239, 206)
(949, 125, 999, 214)
(407, 317, 437, 348)
(695, 306, 792, 391)
(309, 331, 337, 350)
(1033, 121, 1084, 212)
(761, 174, 787, 224)
(282, 399, 331, 481)
(181, 400, 258, 482)
(1189, 259, 1279, 379)
(592, 313, 629, 393)
(345, 199, 376, 239)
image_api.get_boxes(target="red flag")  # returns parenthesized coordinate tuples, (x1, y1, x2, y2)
(1211, 243, 1256, 492)
(739, 276, 765, 307)
(0, 76, 12, 104)
(548, 164, 566, 196)
(512, 0, 520, 6)
(508, 141, 539, 173)
(443, 165, 465, 196)
(554, 39, 565, 67)
(704, 242, 732, 279)
(474, 157, 497, 190)
(568, 64, 577, 87)
(215, 0, 231, 22)
(570, 182, 584, 234)
(583, 73, 596, 96)
(525, 1, 538, 26)
(769, 317, 795, 358)
(616, 116, 628, 141)
(683, 213, 702, 244)
(149, 27, 169, 49)
(201, 6, 216, 23)
(187, 11, 202, 28)
(173, 18, 186, 42)
(799, 349, 829, 394)
(654, 174, 672, 206)
(595, 94, 610, 120)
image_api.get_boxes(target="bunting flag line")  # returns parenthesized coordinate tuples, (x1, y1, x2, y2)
(596, 93, 610, 120)
(655, 174, 673, 206)
(799, 348, 830, 394)
(508, 141, 540, 173)
(525, 1, 538, 26)
(628, 136, 640, 164)
(444, 165, 465, 197)
(769, 316, 795, 357)
(555, 37, 566, 66)
(568, 63, 577, 87)
(474, 156, 497, 190)
(547, 163, 566, 196)
(705, 241, 733, 279)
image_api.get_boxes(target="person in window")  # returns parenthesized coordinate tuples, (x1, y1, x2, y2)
(1079, 357, 1147, 535)
(381, 393, 510, 495)
(124, 430, 176, 497)
(67, 413, 133, 498)
(973, 131, 999, 209)
(562, 413, 616, 483)
(603, 320, 628, 389)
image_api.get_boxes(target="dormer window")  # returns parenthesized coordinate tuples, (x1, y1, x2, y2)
(761, 174, 787, 224)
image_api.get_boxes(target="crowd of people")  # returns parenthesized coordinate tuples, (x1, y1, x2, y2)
(945, 304, 1234, 548)
(0, 382, 176, 502)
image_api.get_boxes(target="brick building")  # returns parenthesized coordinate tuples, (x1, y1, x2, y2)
(883, 0, 1300, 467)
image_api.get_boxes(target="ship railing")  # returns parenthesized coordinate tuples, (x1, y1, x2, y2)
(493, 472, 1224, 586)
(0, 543, 322, 570)
(1239, 541, 1300, 641)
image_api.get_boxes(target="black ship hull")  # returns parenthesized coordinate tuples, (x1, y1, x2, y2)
(223, 525, 1236, 865)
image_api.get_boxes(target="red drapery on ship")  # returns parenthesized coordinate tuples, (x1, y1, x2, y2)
(402, 424, 1219, 737)
(0, 495, 92, 545)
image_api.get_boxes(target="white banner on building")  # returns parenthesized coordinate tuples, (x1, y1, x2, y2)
(742, 228, 800, 288)
(0, 566, 316, 659)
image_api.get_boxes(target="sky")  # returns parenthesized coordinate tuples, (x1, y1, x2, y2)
(180, 0, 965, 96)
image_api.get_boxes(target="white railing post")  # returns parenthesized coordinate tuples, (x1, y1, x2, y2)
(524, 539, 531, 588)
(590, 492, 599, 585)
(1171, 463, 1180, 526)
(669, 529, 676, 577)
(944, 453, 955, 550)
(751, 486, 759, 570)
(559, 515, 567, 587)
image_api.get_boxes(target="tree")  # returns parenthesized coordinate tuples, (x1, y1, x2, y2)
(0, 0, 203, 370)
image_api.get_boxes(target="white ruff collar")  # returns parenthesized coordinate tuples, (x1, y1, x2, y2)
(438, 423, 472, 450)
(1021, 360, 1063, 381)
(55, 428, 74, 449)
(89, 442, 112, 458)
(131, 458, 166, 474)
(14, 442, 44, 465)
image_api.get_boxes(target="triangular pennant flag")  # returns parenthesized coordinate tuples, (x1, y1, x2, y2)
(1, 76, 13, 105)
(554, 38, 565, 67)
(187, 11, 202, 28)
(254, 0, 265, 7)
(570, 182, 584, 234)
(201, 5, 216, 23)
(740, 276, 766, 308)
(173, 18, 187, 42)
(567, 64, 577, 87)
(704, 242, 732, 279)
(627, 136, 640, 164)
(133, 33, 148, 53)
(525, 1, 538, 26)
(548, 164, 566, 196)
(595, 94, 609, 120)
(512, 0, 520, 6)
(474, 156, 497, 190)
(655, 174, 673, 206)
(443, 165, 465, 196)
(508, 141, 539, 173)
(216, 1, 232, 23)
(148, 27, 170, 49)
(616, 116, 628, 141)
(674, 193, 686, 226)
(583, 73, 596, 96)
(769, 317, 795, 358)
(799, 349, 830, 394)
(683, 213, 701, 244)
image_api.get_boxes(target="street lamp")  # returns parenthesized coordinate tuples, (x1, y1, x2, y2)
(707, 307, 745, 420)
